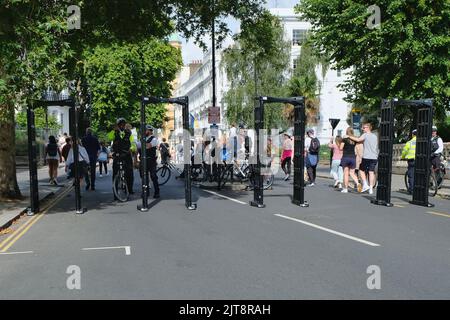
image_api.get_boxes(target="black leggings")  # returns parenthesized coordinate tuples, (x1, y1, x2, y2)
(99, 161, 108, 174)
(281, 157, 291, 175)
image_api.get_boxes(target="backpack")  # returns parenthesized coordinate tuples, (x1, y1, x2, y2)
(431, 136, 440, 153)
(47, 143, 58, 157)
(309, 137, 320, 154)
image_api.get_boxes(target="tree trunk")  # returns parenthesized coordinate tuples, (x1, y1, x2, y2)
(0, 104, 22, 201)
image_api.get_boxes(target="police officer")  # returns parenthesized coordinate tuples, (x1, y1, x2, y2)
(144, 125, 160, 198)
(402, 129, 417, 194)
(108, 118, 137, 198)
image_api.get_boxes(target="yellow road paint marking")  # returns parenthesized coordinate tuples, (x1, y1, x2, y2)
(1, 214, 45, 252)
(0, 186, 73, 252)
(427, 211, 450, 219)
(0, 214, 41, 251)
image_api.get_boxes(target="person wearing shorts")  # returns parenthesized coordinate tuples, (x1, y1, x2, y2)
(339, 128, 360, 193)
(348, 123, 378, 194)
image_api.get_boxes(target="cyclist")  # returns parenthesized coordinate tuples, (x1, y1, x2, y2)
(159, 138, 171, 165)
(431, 126, 444, 185)
(401, 129, 417, 194)
(108, 118, 137, 198)
(144, 125, 160, 198)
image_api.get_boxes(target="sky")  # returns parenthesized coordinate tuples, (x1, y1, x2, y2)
(180, 0, 300, 64)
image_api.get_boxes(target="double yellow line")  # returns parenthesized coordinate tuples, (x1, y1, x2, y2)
(0, 186, 73, 253)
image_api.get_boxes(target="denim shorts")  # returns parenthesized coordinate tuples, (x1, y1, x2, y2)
(340, 157, 356, 169)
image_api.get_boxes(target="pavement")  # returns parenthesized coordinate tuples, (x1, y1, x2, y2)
(0, 162, 448, 299)
(0, 164, 69, 230)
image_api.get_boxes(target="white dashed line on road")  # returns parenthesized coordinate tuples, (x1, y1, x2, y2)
(0, 251, 34, 255)
(202, 190, 247, 205)
(82, 246, 131, 255)
(274, 214, 381, 247)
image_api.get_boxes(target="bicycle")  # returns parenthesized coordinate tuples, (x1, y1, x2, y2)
(156, 160, 183, 186)
(219, 159, 274, 190)
(112, 154, 129, 202)
(403, 156, 447, 197)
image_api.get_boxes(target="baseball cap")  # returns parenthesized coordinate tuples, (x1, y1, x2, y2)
(116, 117, 126, 125)
(432, 126, 437, 132)
(145, 125, 154, 131)
(412, 129, 417, 135)
(307, 129, 314, 135)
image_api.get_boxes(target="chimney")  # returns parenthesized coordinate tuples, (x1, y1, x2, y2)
(189, 60, 202, 77)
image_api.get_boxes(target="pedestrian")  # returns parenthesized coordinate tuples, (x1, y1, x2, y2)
(354, 141, 364, 192)
(339, 128, 360, 193)
(98, 141, 110, 177)
(58, 132, 68, 147)
(401, 129, 417, 194)
(348, 123, 378, 194)
(305, 129, 320, 186)
(45, 135, 62, 185)
(66, 139, 91, 188)
(143, 125, 160, 198)
(431, 126, 444, 185)
(281, 133, 293, 181)
(229, 123, 238, 160)
(81, 128, 100, 191)
(159, 138, 171, 165)
(328, 135, 343, 188)
(61, 137, 72, 162)
(108, 118, 137, 197)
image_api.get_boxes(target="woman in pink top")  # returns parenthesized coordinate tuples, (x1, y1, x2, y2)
(328, 135, 343, 188)
(281, 133, 293, 181)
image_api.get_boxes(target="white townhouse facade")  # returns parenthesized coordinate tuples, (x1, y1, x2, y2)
(175, 8, 352, 143)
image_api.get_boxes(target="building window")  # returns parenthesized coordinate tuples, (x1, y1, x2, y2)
(292, 29, 307, 46)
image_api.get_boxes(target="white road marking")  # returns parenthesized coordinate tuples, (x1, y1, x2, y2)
(202, 190, 247, 205)
(0, 251, 34, 255)
(274, 214, 380, 247)
(82, 246, 131, 255)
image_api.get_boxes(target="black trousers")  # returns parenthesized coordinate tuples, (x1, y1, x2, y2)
(281, 157, 291, 175)
(113, 153, 134, 193)
(88, 158, 97, 188)
(99, 161, 108, 175)
(146, 159, 160, 195)
(407, 159, 415, 193)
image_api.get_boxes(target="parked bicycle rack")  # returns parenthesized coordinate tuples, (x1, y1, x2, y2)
(251, 96, 308, 209)
(372, 98, 434, 208)
(27, 94, 86, 215)
(138, 96, 197, 212)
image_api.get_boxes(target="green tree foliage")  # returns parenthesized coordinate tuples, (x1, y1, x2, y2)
(15, 108, 61, 130)
(0, 0, 266, 199)
(222, 11, 291, 129)
(296, 0, 450, 134)
(287, 42, 321, 125)
(83, 39, 182, 131)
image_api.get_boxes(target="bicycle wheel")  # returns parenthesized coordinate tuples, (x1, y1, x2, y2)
(156, 166, 171, 186)
(219, 166, 231, 190)
(113, 172, 129, 202)
(428, 174, 438, 197)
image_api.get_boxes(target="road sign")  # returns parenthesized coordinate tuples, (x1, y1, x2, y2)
(208, 106, 220, 124)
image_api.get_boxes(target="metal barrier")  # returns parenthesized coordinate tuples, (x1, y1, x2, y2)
(372, 98, 434, 208)
(27, 96, 86, 215)
(138, 96, 196, 212)
(250, 96, 308, 209)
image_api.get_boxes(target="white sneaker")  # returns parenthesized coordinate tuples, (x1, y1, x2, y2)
(309, 183, 315, 187)
(284, 174, 290, 181)
(99, 174, 103, 177)
(341, 188, 348, 193)
(334, 181, 339, 188)
(369, 187, 374, 195)
(361, 184, 370, 193)
(338, 182, 343, 189)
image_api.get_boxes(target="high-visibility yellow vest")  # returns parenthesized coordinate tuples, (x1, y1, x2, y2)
(401, 136, 416, 159)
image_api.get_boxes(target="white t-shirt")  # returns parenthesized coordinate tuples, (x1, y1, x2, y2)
(66, 146, 90, 167)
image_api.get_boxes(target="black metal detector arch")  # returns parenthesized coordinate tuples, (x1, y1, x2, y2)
(250, 96, 309, 209)
(138, 96, 197, 212)
(371, 98, 434, 208)
(27, 95, 86, 215)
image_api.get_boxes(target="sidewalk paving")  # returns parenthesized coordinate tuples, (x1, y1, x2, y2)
(0, 164, 68, 229)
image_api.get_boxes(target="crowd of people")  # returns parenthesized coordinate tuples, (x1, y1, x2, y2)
(43, 118, 446, 200)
